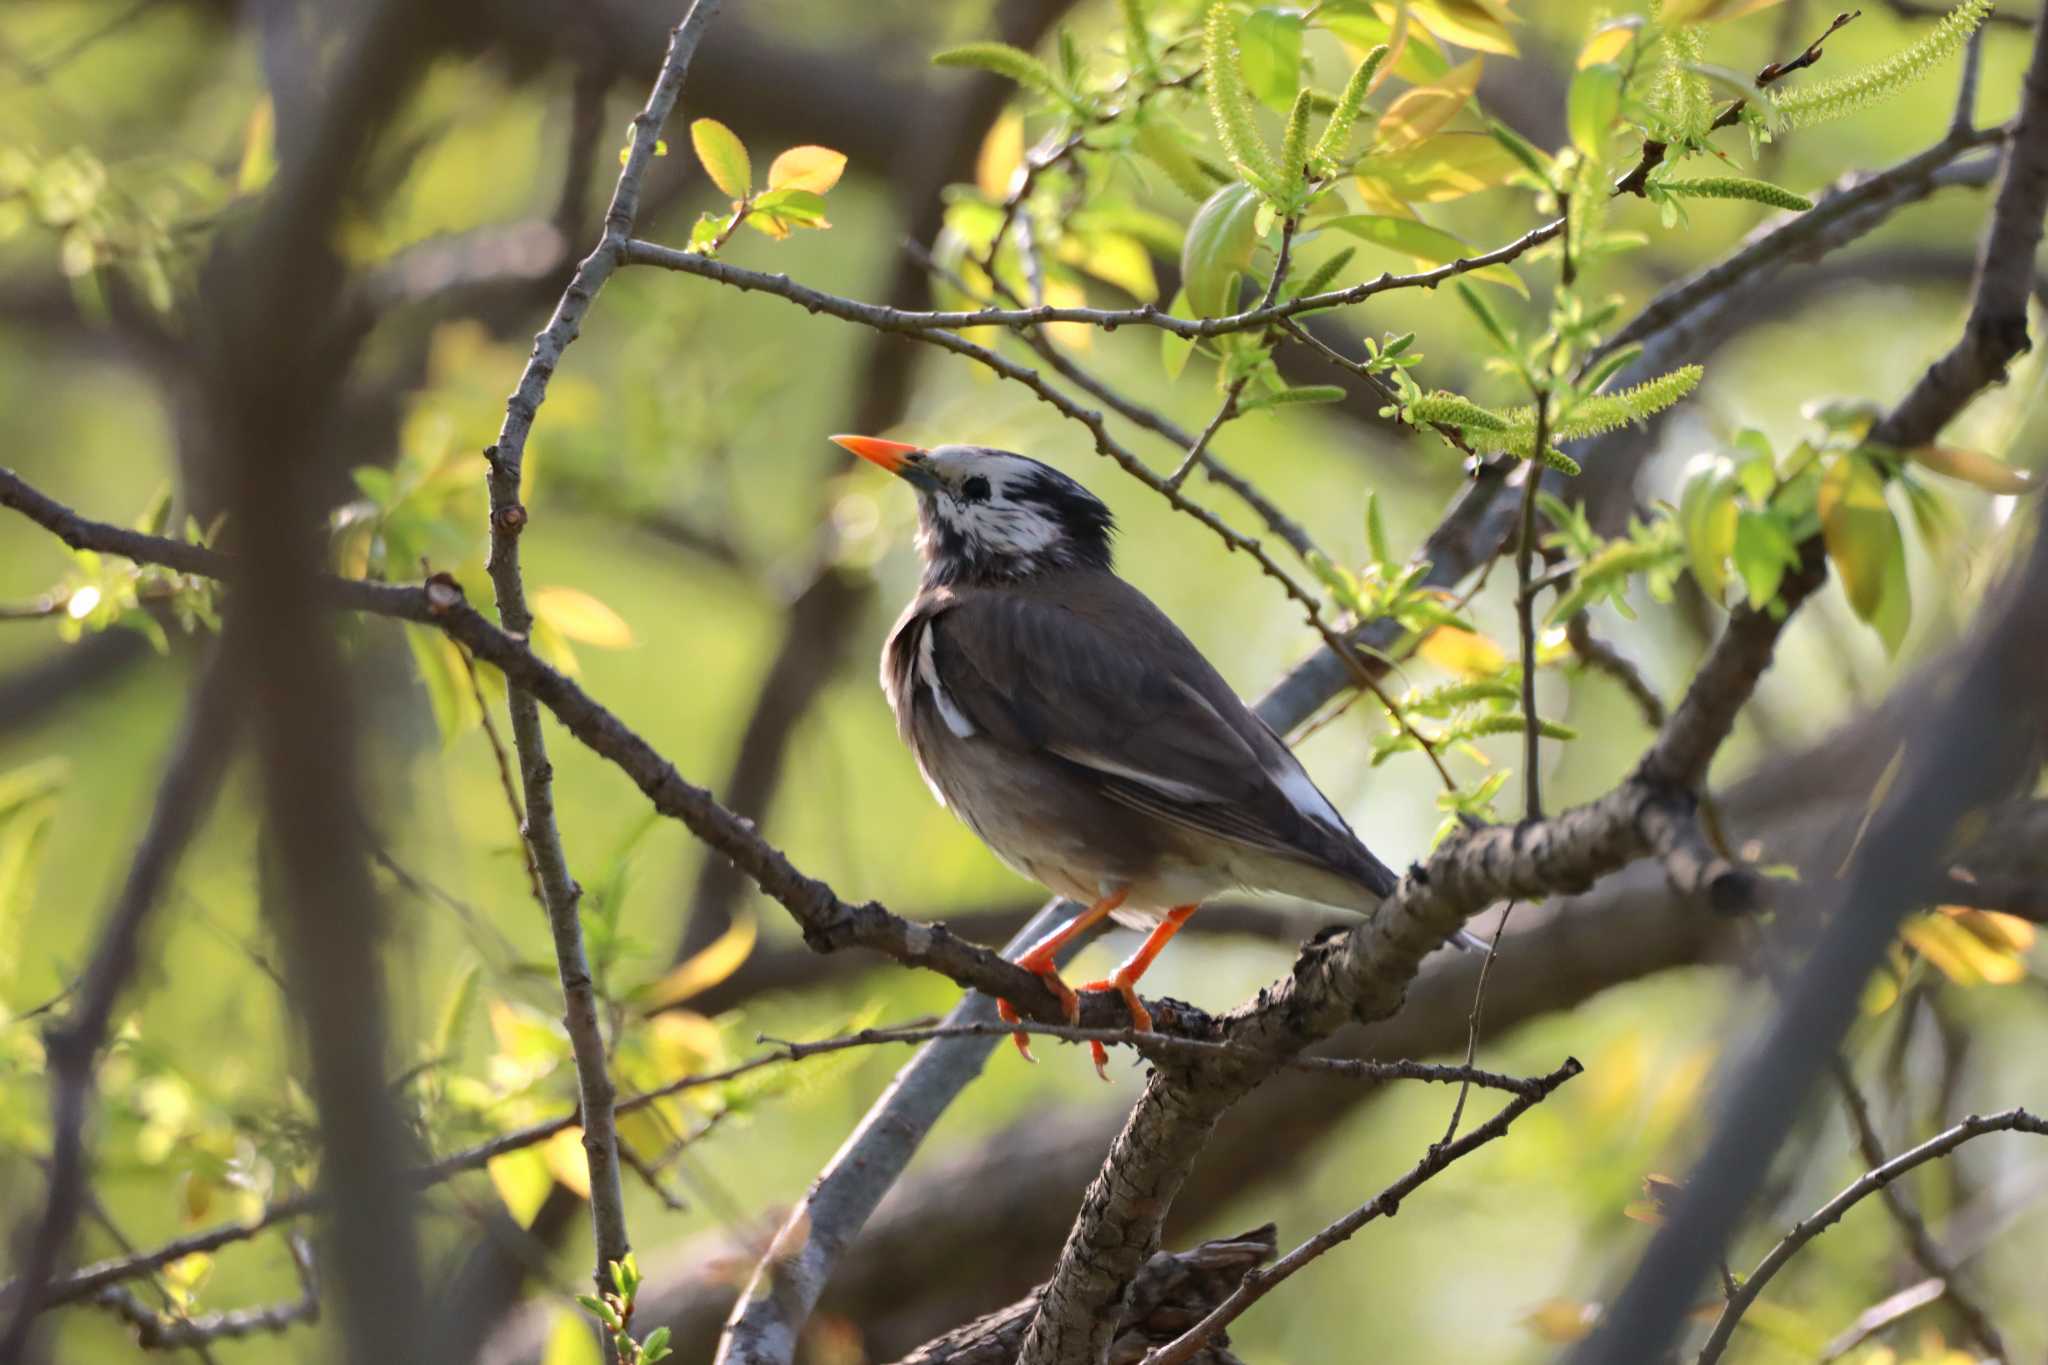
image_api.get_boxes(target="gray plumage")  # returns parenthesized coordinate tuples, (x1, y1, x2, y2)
(863, 443, 1396, 928)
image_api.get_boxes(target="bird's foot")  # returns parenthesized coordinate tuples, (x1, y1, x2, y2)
(998, 950, 1079, 1063)
(1075, 972, 1153, 1082)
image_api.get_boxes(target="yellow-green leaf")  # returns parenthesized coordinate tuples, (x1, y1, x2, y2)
(544, 1126, 592, 1200)
(543, 1308, 604, 1365)
(641, 911, 758, 1011)
(1376, 58, 1483, 152)
(1180, 182, 1263, 315)
(767, 144, 846, 194)
(1906, 444, 2037, 494)
(489, 1147, 555, 1225)
(690, 118, 751, 198)
(1578, 19, 1642, 68)
(1661, 0, 1789, 24)
(532, 586, 635, 649)
(1409, 0, 1518, 57)
(1361, 131, 1523, 203)
(1818, 452, 1901, 621)
(1418, 625, 1506, 677)
(1568, 64, 1622, 159)
(1679, 457, 1739, 602)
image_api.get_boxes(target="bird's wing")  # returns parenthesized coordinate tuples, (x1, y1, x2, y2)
(925, 587, 1367, 871)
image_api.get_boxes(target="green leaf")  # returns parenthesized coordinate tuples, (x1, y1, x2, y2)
(1366, 491, 1391, 568)
(1680, 457, 1740, 603)
(1486, 118, 1553, 188)
(1454, 281, 1515, 354)
(1161, 288, 1196, 379)
(1819, 451, 1902, 621)
(689, 119, 751, 199)
(1567, 64, 1622, 159)
(1732, 509, 1798, 606)
(1180, 182, 1263, 315)
(1238, 7, 1305, 112)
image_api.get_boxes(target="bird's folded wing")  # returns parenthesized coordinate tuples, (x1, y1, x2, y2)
(926, 593, 1345, 861)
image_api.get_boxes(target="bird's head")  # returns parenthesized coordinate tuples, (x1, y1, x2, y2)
(831, 436, 1115, 586)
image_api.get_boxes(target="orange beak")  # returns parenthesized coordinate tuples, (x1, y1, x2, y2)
(830, 434, 926, 478)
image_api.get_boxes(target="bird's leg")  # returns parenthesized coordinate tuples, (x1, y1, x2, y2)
(1075, 904, 1198, 1080)
(996, 887, 1128, 1062)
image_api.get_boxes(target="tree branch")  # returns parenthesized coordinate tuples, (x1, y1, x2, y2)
(478, 0, 724, 1318)
(1137, 1059, 1582, 1365)
(1580, 20, 2048, 1355)
(0, 656, 238, 1358)
(1695, 1109, 2048, 1364)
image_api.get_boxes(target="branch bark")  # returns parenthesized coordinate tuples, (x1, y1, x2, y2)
(1579, 20, 2048, 1355)
(478, 0, 725, 1319)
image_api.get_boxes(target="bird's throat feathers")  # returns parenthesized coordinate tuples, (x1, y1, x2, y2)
(913, 452, 1114, 587)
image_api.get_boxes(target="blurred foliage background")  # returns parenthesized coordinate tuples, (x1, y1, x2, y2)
(1, 1, 2045, 1361)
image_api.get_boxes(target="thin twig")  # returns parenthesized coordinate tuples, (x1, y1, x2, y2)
(1695, 1109, 2048, 1364)
(1828, 1055, 2009, 1359)
(0, 657, 238, 1356)
(478, 0, 725, 1322)
(1439, 904, 1514, 1145)
(1139, 1058, 1584, 1365)
(455, 644, 545, 908)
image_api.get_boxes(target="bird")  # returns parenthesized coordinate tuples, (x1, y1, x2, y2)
(832, 434, 1408, 1078)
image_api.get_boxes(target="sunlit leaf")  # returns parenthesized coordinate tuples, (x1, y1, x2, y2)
(641, 911, 758, 1011)
(1568, 64, 1623, 158)
(1418, 625, 1506, 676)
(766, 145, 846, 194)
(1818, 452, 1901, 621)
(544, 1126, 593, 1200)
(488, 1146, 555, 1224)
(237, 98, 276, 194)
(1161, 288, 1196, 379)
(690, 118, 752, 198)
(1410, 0, 1518, 56)
(543, 1307, 604, 1365)
(1524, 1299, 1601, 1342)
(1060, 231, 1159, 302)
(1377, 59, 1483, 152)
(532, 587, 635, 649)
(1238, 7, 1305, 112)
(1362, 132, 1524, 202)
(976, 113, 1024, 198)
(1180, 182, 1263, 315)
(1679, 456, 1739, 602)
(1578, 19, 1643, 68)
(1906, 444, 2037, 494)
(1661, 0, 1789, 24)
(1732, 508, 1798, 606)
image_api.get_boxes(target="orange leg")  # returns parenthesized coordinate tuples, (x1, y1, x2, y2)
(997, 888, 1128, 1062)
(1076, 904, 1198, 1079)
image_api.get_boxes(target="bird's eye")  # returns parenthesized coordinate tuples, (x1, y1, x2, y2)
(960, 475, 992, 502)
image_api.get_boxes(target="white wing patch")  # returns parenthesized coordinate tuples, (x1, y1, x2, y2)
(918, 624, 977, 739)
(1269, 756, 1346, 831)
(1048, 745, 1214, 804)
(1176, 679, 1348, 832)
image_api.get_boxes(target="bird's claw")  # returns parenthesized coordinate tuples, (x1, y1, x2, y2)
(999, 959, 1079, 1062)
